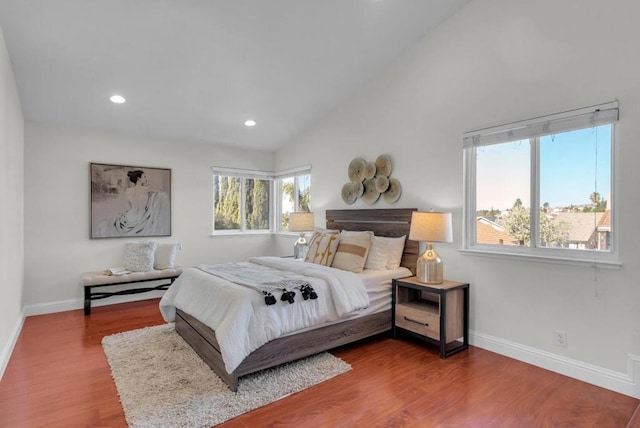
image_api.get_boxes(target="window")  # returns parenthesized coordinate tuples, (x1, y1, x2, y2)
(212, 165, 311, 234)
(463, 102, 619, 266)
(276, 167, 311, 232)
(213, 168, 273, 233)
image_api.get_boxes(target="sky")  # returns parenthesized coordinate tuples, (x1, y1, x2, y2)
(476, 124, 611, 211)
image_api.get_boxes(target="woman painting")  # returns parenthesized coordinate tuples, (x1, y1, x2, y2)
(93, 168, 170, 237)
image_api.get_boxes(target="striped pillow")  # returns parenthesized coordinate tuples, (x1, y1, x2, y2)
(305, 232, 341, 266)
(331, 234, 373, 273)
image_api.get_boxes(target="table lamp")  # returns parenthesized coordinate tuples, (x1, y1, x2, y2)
(289, 212, 315, 259)
(408, 211, 453, 284)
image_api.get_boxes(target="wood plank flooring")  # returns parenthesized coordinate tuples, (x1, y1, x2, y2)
(0, 299, 637, 427)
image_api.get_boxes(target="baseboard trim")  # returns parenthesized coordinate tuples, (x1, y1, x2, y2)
(0, 309, 26, 381)
(23, 291, 166, 317)
(471, 330, 640, 399)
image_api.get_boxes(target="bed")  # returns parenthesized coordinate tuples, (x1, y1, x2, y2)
(162, 208, 418, 391)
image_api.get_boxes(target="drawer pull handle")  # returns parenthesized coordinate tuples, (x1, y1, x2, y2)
(404, 316, 429, 327)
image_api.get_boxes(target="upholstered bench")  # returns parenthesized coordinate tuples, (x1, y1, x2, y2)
(81, 268, 182, 315)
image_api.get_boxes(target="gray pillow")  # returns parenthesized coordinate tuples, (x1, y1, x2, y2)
(123, 241, 158, 272)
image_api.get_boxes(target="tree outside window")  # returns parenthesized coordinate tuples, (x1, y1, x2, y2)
(213, 172, 272, 232)
(279, 172, 311, 231)
(212, 167, 310, 234)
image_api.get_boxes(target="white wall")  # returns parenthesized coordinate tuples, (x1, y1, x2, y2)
(275, 0, 640, 395)
(23, 122, 279, 308)
(0, 26, 25, 378)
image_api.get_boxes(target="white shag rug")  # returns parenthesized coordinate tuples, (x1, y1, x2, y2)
(102, 324, 351, 428)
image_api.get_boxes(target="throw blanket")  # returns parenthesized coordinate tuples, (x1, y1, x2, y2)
(159, 257, 369, 374)
(196, 262, 318, 305)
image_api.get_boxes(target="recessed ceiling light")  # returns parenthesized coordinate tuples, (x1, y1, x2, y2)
(244, 119, 256, 127)
(110, 94, 126, 104)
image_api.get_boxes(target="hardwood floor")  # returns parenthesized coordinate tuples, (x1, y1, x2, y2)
(0, 299, 637, 427)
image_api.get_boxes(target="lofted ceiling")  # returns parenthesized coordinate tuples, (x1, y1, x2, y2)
(0, 0, 469, 151)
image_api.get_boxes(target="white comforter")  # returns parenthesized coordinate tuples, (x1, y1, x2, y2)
(159, 256, 369, 374)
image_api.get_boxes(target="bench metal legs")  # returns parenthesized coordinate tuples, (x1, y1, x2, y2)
(83, 277, 177, 315)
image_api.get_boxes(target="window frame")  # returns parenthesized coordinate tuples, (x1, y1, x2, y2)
(462, 102, 621, 268)
(211, 165, 311, 236)
(275, 166, 312, 234)
(211, 167, 274, 235)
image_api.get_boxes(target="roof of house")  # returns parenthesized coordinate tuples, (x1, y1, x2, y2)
(554, 212, 604, 242)
(476, 218, 519, 245)
(597, 210, 611, 230)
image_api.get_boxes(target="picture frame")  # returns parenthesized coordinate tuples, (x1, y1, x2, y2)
(90, 163, 172, 239)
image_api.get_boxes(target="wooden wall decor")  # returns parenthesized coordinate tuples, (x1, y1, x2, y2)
(342, 154, 401, 204)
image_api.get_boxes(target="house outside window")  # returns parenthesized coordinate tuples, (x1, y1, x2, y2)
(462, 102, 619, 267)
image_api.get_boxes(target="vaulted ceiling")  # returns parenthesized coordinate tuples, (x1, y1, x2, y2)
(0, 0, 470, 151)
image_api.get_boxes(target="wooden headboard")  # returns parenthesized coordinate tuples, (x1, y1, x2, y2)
(325, 208, 418, 274)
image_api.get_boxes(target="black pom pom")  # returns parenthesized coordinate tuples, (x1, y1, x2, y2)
(264, 292, 276, 305)
(300, 285, 310, 300)
(280, 290, 295, 304)
(308, 285, 318, 299)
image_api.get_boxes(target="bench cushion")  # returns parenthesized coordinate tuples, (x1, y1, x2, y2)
(81, 268, 183, 287)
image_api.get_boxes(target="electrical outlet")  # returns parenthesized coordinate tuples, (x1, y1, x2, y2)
(555, 330, 567, 347)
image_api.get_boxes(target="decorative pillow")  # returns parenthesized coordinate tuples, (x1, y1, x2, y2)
(383, 235, 407, 270)
(313, 227, 339, 234)
(305, 232, 341, 266)
(331, 234, 373, 273)
(365, 236, 389, 270)
(123, 241, 158, 272)
(154, 243, 179, 270)
(339, 230, 374, 239)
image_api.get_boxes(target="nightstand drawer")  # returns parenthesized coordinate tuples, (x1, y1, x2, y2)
(395, 303, 440, 340)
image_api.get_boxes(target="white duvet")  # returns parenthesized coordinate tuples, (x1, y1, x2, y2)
(159, 256, 369, 374)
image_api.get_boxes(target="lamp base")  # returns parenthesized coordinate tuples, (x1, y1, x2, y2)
(416, 244, 443, 284)
(293, 234, 308, 259)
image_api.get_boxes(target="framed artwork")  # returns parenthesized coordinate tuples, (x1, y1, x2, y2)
(90, 163, 172, 239)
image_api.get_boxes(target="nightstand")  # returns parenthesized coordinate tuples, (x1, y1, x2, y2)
(392, 276, 469, 358)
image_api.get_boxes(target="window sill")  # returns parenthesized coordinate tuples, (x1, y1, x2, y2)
(210, 231, 273, 237)
(459, 248, 622, 270)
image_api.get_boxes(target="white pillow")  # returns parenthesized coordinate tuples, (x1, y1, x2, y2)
(154, 243, 179, 270)
(340, 230, 374, 239)
(382, 235, 406, 270)
(123, 241, 158, 272)
(314, 227, 339, 234)
(365, 236, 389, 271)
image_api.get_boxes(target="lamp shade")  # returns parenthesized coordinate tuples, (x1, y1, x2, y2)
(289, 212, 315, 232)
(409, 212, 453, 243)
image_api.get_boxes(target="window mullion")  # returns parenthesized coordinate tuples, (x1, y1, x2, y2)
(274, 178, 281, 232)
(269, 179, 275, 233)
(240, 178, 247, 231)
(464, 146, 477, 247)
(294, 176, 300, 211)
(531, 137, 540, 249)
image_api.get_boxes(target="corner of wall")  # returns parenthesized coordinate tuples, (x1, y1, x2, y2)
(0, 309, 26, 381)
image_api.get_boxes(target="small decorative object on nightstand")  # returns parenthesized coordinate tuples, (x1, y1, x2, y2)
(392, 276, 469, 358)
(289, 212, 315, 259)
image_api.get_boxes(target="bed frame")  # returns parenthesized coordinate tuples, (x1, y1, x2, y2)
(175, 208, 418, 391)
